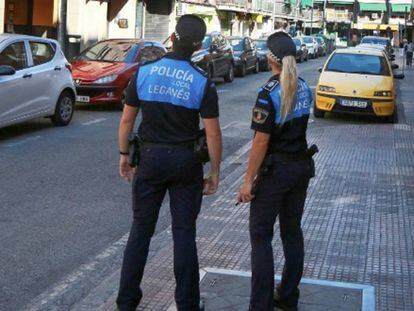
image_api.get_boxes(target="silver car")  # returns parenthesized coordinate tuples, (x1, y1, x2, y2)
(0, 34, 76, 129)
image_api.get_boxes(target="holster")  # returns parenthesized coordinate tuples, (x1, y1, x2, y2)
(128, 133, 141, 168)
(194, 129, 210, 164)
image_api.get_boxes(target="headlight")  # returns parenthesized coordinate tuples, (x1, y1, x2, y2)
(319, 85, 336, 93)
(94, 74, 118, 84)
(374, 90, 392, 97)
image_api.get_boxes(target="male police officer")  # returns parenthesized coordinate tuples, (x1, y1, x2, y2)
(116, 15, 222, 311)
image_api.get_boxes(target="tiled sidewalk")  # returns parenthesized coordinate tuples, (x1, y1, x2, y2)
(77, 63, 414, 311)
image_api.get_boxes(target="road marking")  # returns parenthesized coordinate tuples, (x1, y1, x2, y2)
(4, 135, 42, 148)
(81, 118, 107, 126)
(24, 139, 254, 311)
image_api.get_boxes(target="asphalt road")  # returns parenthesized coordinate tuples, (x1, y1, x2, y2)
(0, 56, 330, 310)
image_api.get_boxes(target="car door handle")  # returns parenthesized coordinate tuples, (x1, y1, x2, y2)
(54, 66, 61, 71)
(23, 73, 32, 78)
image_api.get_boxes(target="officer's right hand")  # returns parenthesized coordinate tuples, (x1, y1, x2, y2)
(203, 173, 219, 195)
(119, 155, 134, 182)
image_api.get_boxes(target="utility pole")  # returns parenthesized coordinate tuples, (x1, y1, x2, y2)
(310, 0, 314, 35)
(322, 0, 327, 34)
(57, 0, 67, 52)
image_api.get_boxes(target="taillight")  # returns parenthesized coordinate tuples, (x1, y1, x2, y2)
(65, 63, 72, 73)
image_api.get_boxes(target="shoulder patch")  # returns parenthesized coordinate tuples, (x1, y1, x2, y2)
(252, 107, 270, 124)
(262, 80, 279, 92)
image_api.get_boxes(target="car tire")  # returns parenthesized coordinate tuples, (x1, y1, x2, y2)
(51, 91, 74, 126)
(236, 63, 246, 77)
(313, 105, 325, 118)
(224, 63, 234, 83)
(253, 60, 259, 74)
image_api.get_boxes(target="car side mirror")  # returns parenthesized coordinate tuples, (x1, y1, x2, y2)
(0, 65, 16, 76)
(391, 64, 399, 70)
(394, 73, 404, 79)
(318, 67, 322, 73)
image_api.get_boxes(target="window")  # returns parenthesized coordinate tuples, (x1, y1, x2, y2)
(0, 42, 28, 70)
(325, 53, 390, 76)
(137, 45, 166, 64)
(77, 41, 137, 63)
(230, 38, 244, 51)
(30, 42, 55, 66)
(245, 38, 252, 50)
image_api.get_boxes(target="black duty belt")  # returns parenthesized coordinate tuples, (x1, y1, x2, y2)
(268, 151, 308, 162)
(141, 141, 194, 150)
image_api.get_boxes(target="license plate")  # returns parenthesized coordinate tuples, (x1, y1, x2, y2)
(76, 95, 90, 103)
(340, 99, 368, 108)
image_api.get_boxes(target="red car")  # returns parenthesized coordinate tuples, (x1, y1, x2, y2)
(71, 39, 166, 107)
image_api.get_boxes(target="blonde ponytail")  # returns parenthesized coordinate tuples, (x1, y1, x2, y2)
(279, 55, 298, 121)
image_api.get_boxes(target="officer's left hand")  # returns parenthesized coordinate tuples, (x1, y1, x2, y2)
(119, 155, 134, 182)
(237, 181, 255, 204)
(203, 173, 219, 195)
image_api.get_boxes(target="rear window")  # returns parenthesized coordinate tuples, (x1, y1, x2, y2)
(254, 40, 267, 50)
(77, 41, 138, 63)
(30, 41, 55, 66)
(230, 39, 244, 51)
(303, 37, 313, 44)
(361, 37, 388, 46)
(325, 53, 390, 76)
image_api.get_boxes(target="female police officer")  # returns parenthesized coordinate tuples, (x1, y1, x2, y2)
(237, 32, 314, 311)
(116, 15, 222, 311)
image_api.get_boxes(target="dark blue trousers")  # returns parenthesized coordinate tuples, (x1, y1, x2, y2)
(116, 147, 204, 311)
(249, 159, 311, 311)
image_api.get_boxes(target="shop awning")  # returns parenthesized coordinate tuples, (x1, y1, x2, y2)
(328, 0, 354, 4)
(359, 3, 387, 12)
(391, 4, 411, 13)
(301, 0, 313, 8)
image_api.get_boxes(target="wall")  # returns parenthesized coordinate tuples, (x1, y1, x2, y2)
(0, 0, 4, 33)
(108, 0, 137, 38)
(66, 0, 109, 50)
(144, 5, 176, 42)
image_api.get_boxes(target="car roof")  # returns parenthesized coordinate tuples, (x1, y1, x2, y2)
(0, 33, 58, 44)
(361, 36, 389, 41)
(336, 47, 385, 56)
(357, 43, 386, 50)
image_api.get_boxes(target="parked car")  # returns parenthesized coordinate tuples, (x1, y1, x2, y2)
(71, 39, 166, 107)
(293, 37, 308, 62)
(360, 36, 393, 57)
(0, 34, 76, 129)
(299, 36, 318, 59)
(314, 37, 327, 56)
(190, 32, 234, 82)
(227, 36, 259, 76)
(315, 48, 404, 122)
(253, 39, 269, 71)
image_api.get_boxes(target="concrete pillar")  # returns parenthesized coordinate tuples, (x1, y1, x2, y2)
(0, 0, 4, 33)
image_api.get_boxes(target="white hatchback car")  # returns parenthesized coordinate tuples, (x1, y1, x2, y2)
(0, 34, 76, 129)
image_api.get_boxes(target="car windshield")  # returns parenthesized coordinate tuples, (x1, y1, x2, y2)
(303, 37, 313, 44)
(361, 37, 388, 46)
(201, 36, 211, 49)
(230, 39, 244, 51)
(77, 41, 137, 63)
(293, 38, 301, 47)
(325, 53, 390, 76)
(254, 40, 267, 50)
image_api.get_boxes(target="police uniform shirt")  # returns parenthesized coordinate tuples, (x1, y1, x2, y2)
(125, 52, 219, 143)
(251, 75, 313, 154)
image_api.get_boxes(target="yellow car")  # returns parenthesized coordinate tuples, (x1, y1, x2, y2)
(315, 48, 404, 122)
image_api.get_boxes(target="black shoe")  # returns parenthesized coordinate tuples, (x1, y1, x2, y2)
(273, 290, 298, 311)
(199, 297, 205, 311)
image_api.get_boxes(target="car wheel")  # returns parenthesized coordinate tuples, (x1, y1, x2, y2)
(224, 63, 234, 83)
(253, 60, 259, 74)
(313, 105, 325, 118)
(51, 91, 74, 126)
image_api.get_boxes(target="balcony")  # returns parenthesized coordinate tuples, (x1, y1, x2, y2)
(216, 0, 277, 14)
(326, 9, 353, 23)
